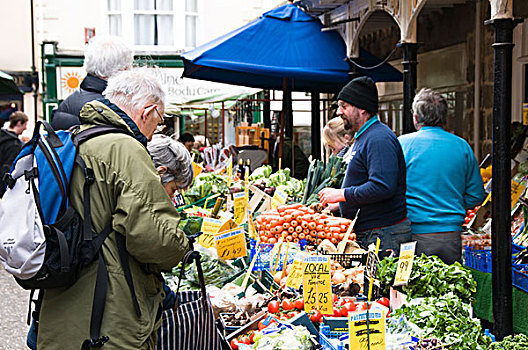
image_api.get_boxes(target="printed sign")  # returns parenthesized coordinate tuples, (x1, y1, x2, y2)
(393, 241, 417, 287)
(302, 256, 333, 315)
(198, 217, 223, 249)
(215, 227, 247, 260)
(348, 310, 386, 350)
(511, 180, 526, 210)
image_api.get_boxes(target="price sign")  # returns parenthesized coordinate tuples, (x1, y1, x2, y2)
(348, 310, 386, 350)
(393, 241, 417, 287)
(218, 211, 233, 221)
(286, 257, 304, 289)
(302, 256, 333, 315)
(214, 227, 247, 260)
(218, 218, 237, 234)
(511, 180, 526, 210)
(226, 157, 233, 187)
(198, 218, 223, 248)
(270, 188, 288, 209)
(233, 191, 247, 225)
(192, 162, 203, 178)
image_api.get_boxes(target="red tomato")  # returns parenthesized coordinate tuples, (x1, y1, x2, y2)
(230, 339, 239, 350)
(308, 309, 323, 323)
(342, 302, 357, 316)
(248, 331, 255, 344)
(268, 300, 280, 314)
(377, 297, 390, 308)
(294, 298, 304, 310)
(240, 336, 251, 345)
(332, 293, 339, 304)
(331, 306, 343, 317)
(258, 318, 277, 330)
(356, 302, 368, 311)
(282, 299, 295, 311)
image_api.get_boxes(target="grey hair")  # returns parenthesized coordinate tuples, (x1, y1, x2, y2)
(147, 134, 193, 189)
(103, 67, 166, 115)
(412, 88, 448, 126)
(83, 36, 134, 80)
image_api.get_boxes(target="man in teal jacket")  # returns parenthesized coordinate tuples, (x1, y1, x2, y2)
(399, 88, 485, 264)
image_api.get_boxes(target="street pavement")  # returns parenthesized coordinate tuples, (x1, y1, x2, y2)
(0, 267, 31, 349)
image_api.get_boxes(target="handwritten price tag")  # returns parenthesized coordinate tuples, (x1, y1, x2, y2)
(270, 188, 288, 209)
(233, 191, 247, 225)
(214, 227, 247, 260)
(198, 218, 223, 248)
(511, 180, 526, 210)
(348, 310, 386, 350)
(302, 256, 333, 315)
(393, 241, 417, 287)
(286, 257, 304, 289)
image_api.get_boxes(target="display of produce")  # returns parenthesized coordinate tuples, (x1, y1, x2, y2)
(377, 255, 476, 303)
(255, 204, 357, 246)
(488, 333, 528, 349)
(390, 293, 491, 350)
(184, 172, 228, 204)
(249, 165, 304, 199)
(302, 157, 346, 205)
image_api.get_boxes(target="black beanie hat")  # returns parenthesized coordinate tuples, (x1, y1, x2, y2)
(337, 76, 378, 115)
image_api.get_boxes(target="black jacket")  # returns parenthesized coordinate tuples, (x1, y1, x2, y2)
(0, 129, 23, 197)
(51, 74, 107, 130)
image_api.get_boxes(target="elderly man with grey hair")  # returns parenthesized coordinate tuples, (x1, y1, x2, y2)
(37, 68, 189, 349)
(148, 134, 194, 198)
(398, 88, 485, 264)
(52, 35, 134, 130)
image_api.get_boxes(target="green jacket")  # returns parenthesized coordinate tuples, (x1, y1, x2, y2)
(38, 100, 189, 349)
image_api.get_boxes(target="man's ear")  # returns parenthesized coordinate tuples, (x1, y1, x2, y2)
(156, 165, 167, 176)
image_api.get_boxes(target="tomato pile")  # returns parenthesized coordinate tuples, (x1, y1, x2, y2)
(266, 298, 304, 321)
(229, 330, 257, 349)
(256, 204, 356, 245)
(463, 206, 480, 226)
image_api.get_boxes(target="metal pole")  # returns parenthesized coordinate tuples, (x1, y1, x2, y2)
(311, 92, 321, 160)
(263, 90, 271, 129)
(400, 42, 419, 135)
(222, 101, 225, 147)
(486, 17, 519, 340)
(473, 0, 482, 161)
(30, 0, 39, 124)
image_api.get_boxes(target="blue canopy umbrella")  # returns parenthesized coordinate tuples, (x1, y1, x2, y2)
(181, 3, 350, 93)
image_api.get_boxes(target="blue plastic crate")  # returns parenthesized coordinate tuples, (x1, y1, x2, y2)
(464, 246, 492, 273)
(319, 325, 346, 350)
(513, 264, 528, 293)
(512, 242, 526, 254)
(249, 239, 306, 271)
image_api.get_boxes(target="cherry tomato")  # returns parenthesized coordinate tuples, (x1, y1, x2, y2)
(308, 309, 323, 323)
(240, 336, 251, 345)
(377, 297, 390, 308)
(267, 300, 280, 314)
(294, 298, 304, 310)
(332, 306, 343, 317)
(332, 293, 339, 304)
(248, 331, 255, 344)
(281, 299, 295, 311)
(230, 339, 239, 350)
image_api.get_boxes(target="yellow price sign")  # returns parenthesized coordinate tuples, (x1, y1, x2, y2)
(214, 227, 247, 260)
(286, 257, 304, 289)
(393, 241, 417, 287)
(348, 310, 386, 350)
(270, 188, 288, 209)
(198, 217, 223, 249)
(226, 157, 233, 187)
(218, 218, 237, 234)
(511, 180, 526, 210)
(192, 162, 203, 178)
(233, 191, 247, 225)
(302, 256, 333, 315)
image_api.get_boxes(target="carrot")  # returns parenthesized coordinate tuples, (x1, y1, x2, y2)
(308, 222, 317, 230)
(316, 225, 324, 232)
(288, 226, 295, 233)
(292, 232, 298, 239)
(293, 238, 300, 244)
(283, 222, 290, 229)
(310, 230, 317, 237)
(299, 233, 306, 240)
(329, 227, 341, 233)
(303, 228, 310, 234)
(283, 214, 292, 223)
(295, 226, 303, 233)
(301, 222, 309, 229)
(290, 220, 299, 227)
(331, 237, 338, 244)
(286, 236, 293, 242)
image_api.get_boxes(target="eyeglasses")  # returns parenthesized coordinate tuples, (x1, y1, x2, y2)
(145, 105, 165, 125)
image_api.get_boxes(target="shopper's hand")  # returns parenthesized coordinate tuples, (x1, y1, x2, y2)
(325, 203, 340, 212)
(318, 188, 345, 206)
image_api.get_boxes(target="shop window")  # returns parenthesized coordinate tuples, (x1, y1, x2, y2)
(134, 0, 174, 46)
(107, 0, 122, 36)
(378, 100, 403, 135)
(185, 0, 198, 48)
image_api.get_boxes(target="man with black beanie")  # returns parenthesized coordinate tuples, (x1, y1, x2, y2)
(319, 76, 411, 254)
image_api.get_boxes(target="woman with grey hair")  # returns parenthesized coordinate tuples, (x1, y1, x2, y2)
(148, 134, 194, 198)
(411, 88, 448, 129)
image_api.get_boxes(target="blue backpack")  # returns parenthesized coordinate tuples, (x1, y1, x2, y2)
(0, 121, 141, 349)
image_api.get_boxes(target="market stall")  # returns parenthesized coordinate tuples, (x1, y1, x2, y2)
(163, 152, 523, 350)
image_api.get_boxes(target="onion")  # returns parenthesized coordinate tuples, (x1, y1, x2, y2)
(332, 271, 346, 285)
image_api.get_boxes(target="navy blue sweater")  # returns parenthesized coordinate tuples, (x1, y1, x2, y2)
(339, 120, 407, 231)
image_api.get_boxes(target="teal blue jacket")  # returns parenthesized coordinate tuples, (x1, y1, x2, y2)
(398, 126, 485, 234)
